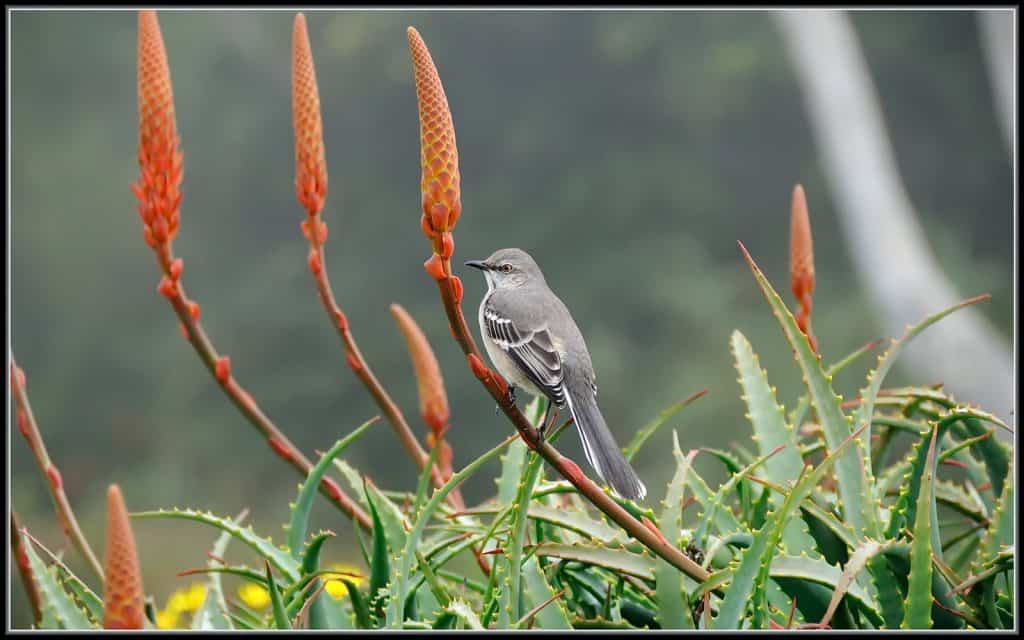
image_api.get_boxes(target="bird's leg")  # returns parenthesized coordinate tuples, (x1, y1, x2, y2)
(537, 400, 559, 444)
(496, 384, 517, 414)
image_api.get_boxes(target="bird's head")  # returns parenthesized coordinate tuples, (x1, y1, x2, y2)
(465, 247, 545, 290)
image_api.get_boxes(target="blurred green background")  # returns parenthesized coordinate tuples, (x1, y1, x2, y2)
(9, 9, 1011, 628)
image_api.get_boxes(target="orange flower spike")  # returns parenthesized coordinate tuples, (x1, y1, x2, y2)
(789, 184, 817, 351)
(135, 10, 182, 244)
(102, 485, 145, 629)
(407, 27, 462, 238)
(390, 304, 451, 438)
(291, 13, 327, 217)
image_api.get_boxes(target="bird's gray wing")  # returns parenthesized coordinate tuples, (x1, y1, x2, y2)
(482, 301, 565, 405)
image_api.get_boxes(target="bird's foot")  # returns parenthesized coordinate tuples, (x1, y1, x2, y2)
(496, 385, 517, 415)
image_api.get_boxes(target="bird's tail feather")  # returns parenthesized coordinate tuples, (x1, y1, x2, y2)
(564, 376, 647, 501)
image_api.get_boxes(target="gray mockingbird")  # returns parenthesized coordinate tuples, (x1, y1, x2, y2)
(465, 248, 647, 500)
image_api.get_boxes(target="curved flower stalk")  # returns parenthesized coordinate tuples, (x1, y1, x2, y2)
(132, 10, 369, 530)
(102, 485, 145, 629)
(290, 13, 455, 500)
(789, 184, 818, 353)
(389, 304, 459, 504)
(11, 358, 104, 581)
(406, 26, 709, 584)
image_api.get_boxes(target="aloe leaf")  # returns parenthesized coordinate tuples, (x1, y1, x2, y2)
(496, 401, 537, 503)
(867, 554, 904, 628)
(933, 480, 986, 523)
(624, 388, 708, 462)
(445, 599, 484, 629)
(800, 501, 857, 562)
(262, 561, 292, 629)
(56, 568, 103, 625)
(488, 399, 545, 629)
(820, 540, 885, 626)
(331, 459, 371, 511)
(192, 511, 245, 630)
(701, 447, 754, 512)
(853, 293, 988, 439)
(414, 550, 451, 611)
(536, 542, 658, 581)
(408, 534, 484, 602)
(901, 424, 939, 629)
(285, 531, 338, 618)
(732, 330, 819, 556)
(386, 435, 517, 627)
(365, 481, 391, 617)
(685, 467, 742, 535)
(655, 432, 697, 629)
(363, 481, 410, 554)
(21, 531, 96, 629)
(739, 242, 876, 540)
(178, 565, 267, 585)
(694, 443, 784, 548)
(885, 411, 968, 542)
(712, 422, 867, 629)
(876, 542, 964, 629)
(413, 445, 442, 519)
(309, 590, 355, 630)
(959, 416, 1010, 502)
(503, 449, 546, 628)
(28, 539, 104, 625)
(133, 508, 300, 583)
(299, 530, 335, 578)
(972, 460, 1013, 576)
(773, 555, 881, 622)
(525, 504, 621, 541)
(952, 547, 1014, 596)
(788, 339, 883, 428)
(287, 417, 379, 558)
(853, 296, 990, 516)
(327, 579, 367, 629)
(521, 555, 572, 629)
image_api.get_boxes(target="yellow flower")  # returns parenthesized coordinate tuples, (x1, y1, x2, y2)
(324, 579, 348, 600)
(237, 582, 270, 610)
(183, 583, 207, 612)
(167, 589, 189, 614)
(323, 563, 364, 600)
(155, 608, 180, 630)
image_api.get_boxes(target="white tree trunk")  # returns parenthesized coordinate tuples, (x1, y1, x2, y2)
(978, 9, 1015, 156)
(774, 10, 1013, 431)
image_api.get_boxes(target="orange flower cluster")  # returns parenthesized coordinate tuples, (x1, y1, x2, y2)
(390, 304, 450, 437)
(292, 13, 328, 225)
(789, 184, 818, 353)
(132, 10, 183, 250)
(102, 485, 145, 630)
(407, 27, 462, 263)
(390, 304, 453, 480)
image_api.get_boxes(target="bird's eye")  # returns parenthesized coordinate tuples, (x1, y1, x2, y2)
(500, 264, 513, 274)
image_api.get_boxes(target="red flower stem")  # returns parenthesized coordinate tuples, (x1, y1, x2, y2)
(11, 511, 42, 626)
(151, 244, 372, 531)
(430, 266, 710, 584)
(307, 233, 448, 493)
(305, 229, 483, 572)
(10, 358, 105, 581)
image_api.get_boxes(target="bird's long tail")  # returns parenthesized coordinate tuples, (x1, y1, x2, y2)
(563, 373, 647, 501)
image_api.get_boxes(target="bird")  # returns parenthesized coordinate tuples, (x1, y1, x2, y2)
(465, 248, 647, 500)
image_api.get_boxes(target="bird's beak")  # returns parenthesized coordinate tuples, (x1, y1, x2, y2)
(464, 259, 488, 271)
